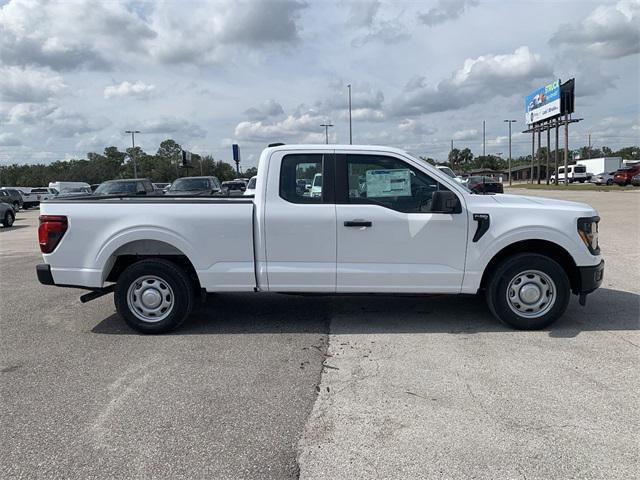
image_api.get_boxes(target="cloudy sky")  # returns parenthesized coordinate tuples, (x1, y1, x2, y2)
(0, 0, 638, 167)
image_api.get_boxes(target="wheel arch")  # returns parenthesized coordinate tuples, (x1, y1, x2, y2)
(103, 239, 201, 290)
(479, 239, 580, 294)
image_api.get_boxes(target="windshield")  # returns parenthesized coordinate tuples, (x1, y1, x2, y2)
(95, 181, 137, 195)
(247, 177, 257, 189)
(64, 187, 91, 193)
(313, 174, 323, 187)
(169, 178, 210, 191)
(574, 165, 586, 173)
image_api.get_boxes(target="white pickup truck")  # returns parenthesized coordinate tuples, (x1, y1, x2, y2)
(37, 145, 604, 333)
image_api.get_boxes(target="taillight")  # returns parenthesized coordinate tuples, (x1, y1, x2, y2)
(38, 215, 68, 253)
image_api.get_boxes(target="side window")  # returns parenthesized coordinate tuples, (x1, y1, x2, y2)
(144, 181, 154, 193)
(345, 154, 451, 213)
(136, 181, 147, 194)
(280, 154, 323, 204)
(558, 167, 565, 174)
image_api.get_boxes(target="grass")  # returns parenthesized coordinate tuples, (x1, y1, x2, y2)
(505, 183, 638, 192)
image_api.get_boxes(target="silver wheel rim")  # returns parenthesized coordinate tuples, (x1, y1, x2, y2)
(506, 269, 556, 319)
(127, 275, 174, 323)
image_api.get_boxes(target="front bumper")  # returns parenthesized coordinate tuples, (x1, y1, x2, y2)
(577, 260, 604, 295)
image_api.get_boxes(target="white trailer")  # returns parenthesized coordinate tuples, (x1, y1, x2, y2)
(576, 157, 622, 175)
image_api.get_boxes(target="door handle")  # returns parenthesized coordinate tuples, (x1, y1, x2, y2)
(344, 220, 372, 227)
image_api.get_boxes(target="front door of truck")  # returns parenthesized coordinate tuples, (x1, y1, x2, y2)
(264, 150, 337, 292)
(335, 152, 467, 293)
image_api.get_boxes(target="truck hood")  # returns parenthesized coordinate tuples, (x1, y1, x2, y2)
(479, 193, 596, 213)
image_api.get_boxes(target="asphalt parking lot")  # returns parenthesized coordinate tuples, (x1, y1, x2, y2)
(1, 189, 639, 479)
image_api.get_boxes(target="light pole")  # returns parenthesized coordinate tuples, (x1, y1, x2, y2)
(347, 84, 353, 144)
(320, 123, 333, 144)
(125, 130, 140, 179)
(504, 120, 517, 186)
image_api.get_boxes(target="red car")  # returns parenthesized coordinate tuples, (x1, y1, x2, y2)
(613, 164, 640, 186)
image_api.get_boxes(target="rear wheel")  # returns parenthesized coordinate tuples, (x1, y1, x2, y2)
(485, 253, 570, 330)
(114, 259, 194, 334)
(606, 179, 613, 185)
(2, 210, 14, 227)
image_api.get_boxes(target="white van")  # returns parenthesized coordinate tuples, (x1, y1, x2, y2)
(48, 181, 91, 194)
(550, 165, 588, 184)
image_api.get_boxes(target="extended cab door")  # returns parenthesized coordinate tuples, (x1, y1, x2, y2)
(263, 150, 336, 292)
(335, 151, 468, 293)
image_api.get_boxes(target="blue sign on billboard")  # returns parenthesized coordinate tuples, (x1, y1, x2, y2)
(525, 79, 561, 125)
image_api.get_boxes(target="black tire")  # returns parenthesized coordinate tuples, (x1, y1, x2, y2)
(114, 258, 194, 334)
(485, 253, 570, 330)
(2, 210, 14, 227)
(606, 179, 613, 186)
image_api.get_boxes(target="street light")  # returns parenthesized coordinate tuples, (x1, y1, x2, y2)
(503, 120, 517, 186)
(347, 84, 352, 144)
(320, 123, 333, 144)
(125, 130, 141, 179)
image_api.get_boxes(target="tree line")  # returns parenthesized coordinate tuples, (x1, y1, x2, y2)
(422, 145, 639, 172)
(0, 139, 258, 187)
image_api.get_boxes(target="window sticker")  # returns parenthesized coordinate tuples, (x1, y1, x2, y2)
(365, 169, 412, 197)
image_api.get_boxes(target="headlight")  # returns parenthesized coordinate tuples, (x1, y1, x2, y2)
(577, 216, 600, 255)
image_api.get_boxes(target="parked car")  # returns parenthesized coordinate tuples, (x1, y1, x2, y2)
(631, 174, 640, 187)
(56, 186, 92, 198)
(221, 180, 246, 195)
(5, 187, 39, 209)
(550, 164, 588, 183)
(152, 183, 171, 193)
(244, 176, 257, 196)
(310, 173, 323, 197)
(37, 144, 603, 335)
(165, 177, 221, 196)
(94, 179, 157, 196)
(0, 202, 15, 227)
(0, 188, 24, 210)
(48, 181, 91, 194)
(436, 165, 464, 183)
(465, 176, 504, 194)
(30, 188, 57, 202)
(591, 171, 616, 185)
(613, 164, 640, 186)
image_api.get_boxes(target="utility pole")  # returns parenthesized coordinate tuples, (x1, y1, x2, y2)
(504, 120, 517, 187)
(482, 120, 486, 157)
(554, 119, 559, 184)
(125, 130, 140, 179)
(530, 127, 535, 184)
(347, 84, 353, 145)
(564, 113, 569, 185)
(588, 133, 591, 159)
(537, 127, 542, 184)
(546, 122, 551, 185)
(320, 123, 333, 144)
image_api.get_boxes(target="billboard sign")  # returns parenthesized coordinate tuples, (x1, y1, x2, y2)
(525, 79, 561, 125)
(181, 150, 192, 167)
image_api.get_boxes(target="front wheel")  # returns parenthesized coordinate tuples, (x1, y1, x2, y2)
(114, 259, 194, 334)
(2, 210, 14, 227)
(485, 253, 570, 330)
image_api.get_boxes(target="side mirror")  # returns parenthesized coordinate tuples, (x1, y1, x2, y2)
(431, 190, 461, 214)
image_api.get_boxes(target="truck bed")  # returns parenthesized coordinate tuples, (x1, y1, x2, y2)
(40, 197, 257, 291)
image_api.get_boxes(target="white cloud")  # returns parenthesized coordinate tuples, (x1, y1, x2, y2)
(392, 47, 554, 116)
(418, 0, 478, 27)
(104, 81, 156, 99)
(551, 0, 640, 59)
(0, 0, 155, 71)
(0, 133, 22, 146)
(149, 0, 308, 65)
(235, 107, 330, 143)
(244, 99, 285, 121)
(0, 66, 66, 102)
(137, 117, 206, 138)
(7, 103, 109, 137)
(452, 129, 479, 141)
